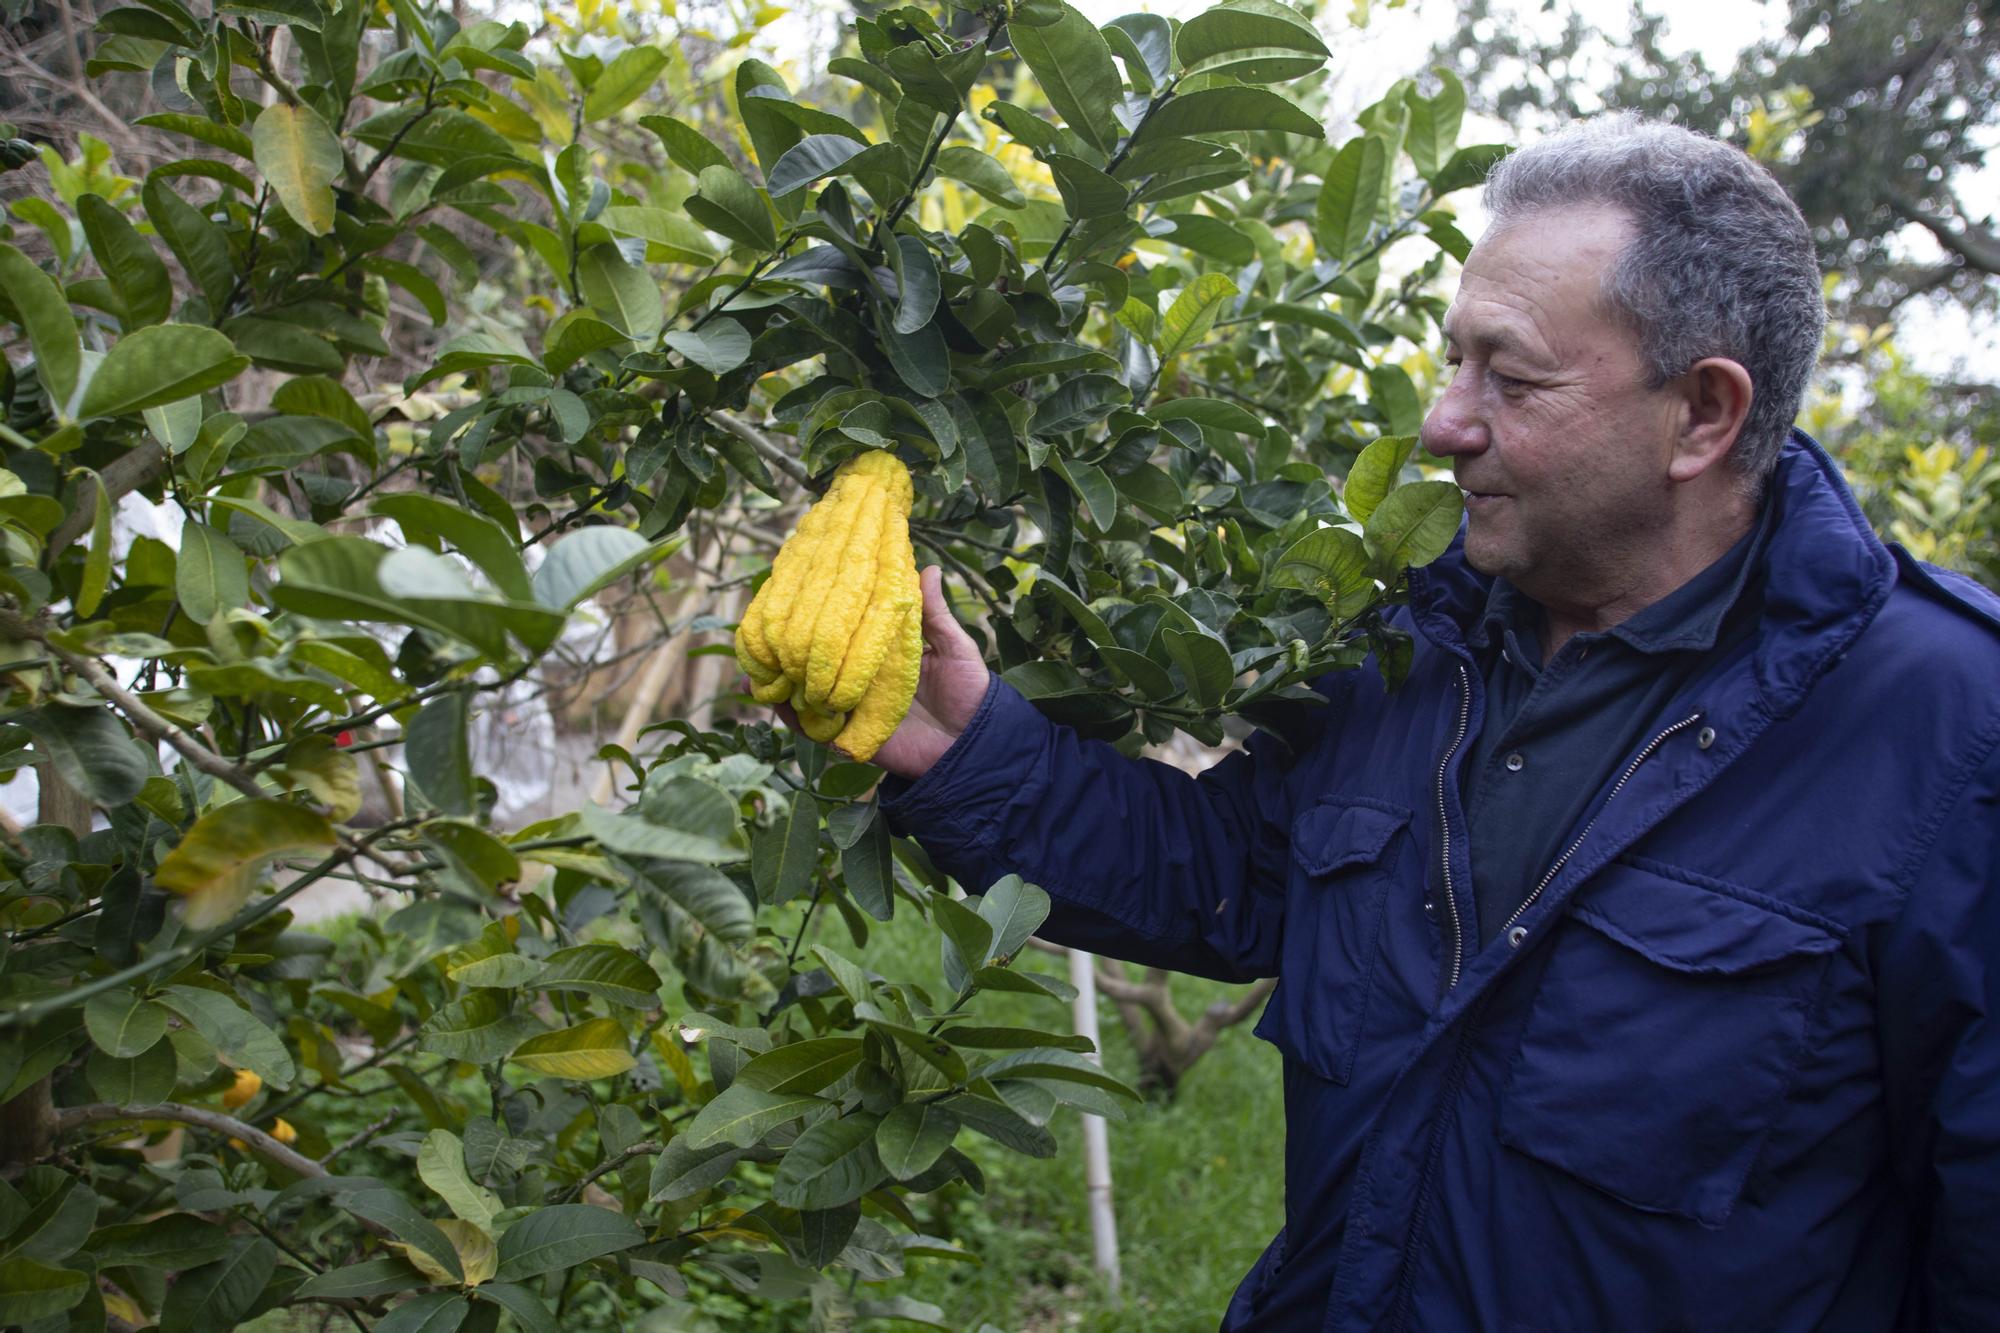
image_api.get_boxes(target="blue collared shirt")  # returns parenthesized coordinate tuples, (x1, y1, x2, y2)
(1460, 499, 1776, 946)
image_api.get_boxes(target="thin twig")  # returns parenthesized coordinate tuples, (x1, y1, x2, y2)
(710, 410, 811, 489)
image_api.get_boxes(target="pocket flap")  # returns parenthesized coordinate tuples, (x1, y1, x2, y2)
(1569, 859, 1842, 975)
(1290, 799, 1412, 877)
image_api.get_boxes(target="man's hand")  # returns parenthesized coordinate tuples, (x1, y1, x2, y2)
(766, 565, 990, 781)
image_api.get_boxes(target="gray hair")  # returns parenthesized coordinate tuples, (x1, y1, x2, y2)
(1482, 114, 1825, 490)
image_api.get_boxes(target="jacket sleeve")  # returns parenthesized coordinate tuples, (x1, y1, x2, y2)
(1875, 734, 2000, 1330)
(879, 676, 1317, 982)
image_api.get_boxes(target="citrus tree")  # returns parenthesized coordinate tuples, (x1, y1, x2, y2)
(0, 0, 1499, 1325)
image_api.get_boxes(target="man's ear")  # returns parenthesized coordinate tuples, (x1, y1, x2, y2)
(1668, 357, 1755, 483)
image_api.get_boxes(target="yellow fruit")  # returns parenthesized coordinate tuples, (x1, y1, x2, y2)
(271, 1118, 298, 1145)
(222, 1068, 261, 1108)
(833, 593, 922, 763)
(734, 451, 922, 754)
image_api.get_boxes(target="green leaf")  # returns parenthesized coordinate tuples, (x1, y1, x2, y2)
(0, 243, 79, 410)
(534, 945, 662, 1009)
(83, 991, 168, 1058)
(1315, 135, 1387, 263)
(1, 1173, 96, 1263)
(296, 1256, 431, 1301)
(1404, 68, 1465, 181)
(1007, 2, 1122, 157)
(507, 1017, 636, 1079)
(974, 876, 1051, 964)
(772, 1113, 885, 1210)
(876, 1102, 958, 1181)
(577, 244, 664, 343)
(175, 521, 247, 624)
(580, 803, 735, 863)
(492, 1205, 642, 1282)
(251, 103, 342, 236)
(405, 691, 474, 816)
(142, 178, 232, 310)
(1048, 153, 1126, 217)
(1155, 272, 1239, 362)
(158, 983, 296, 1087)
(684, 1083, 826, 1150)
(687, 164, 777, 252)
(532, 527, 678, 609)
(1344, 434, 1416, 524)
(841, 812, 895, 921)
(639, 115, 730, 175)
(932, 146, 1026, 208)
(75, 471, 112, 617)
(375, 1293, 469, 1333)
(475, 1284, 560, 1333)
(1432, 143, 1513, 196)
(932, 890, 994, 972)
(1138, 87, 1323, 142)
(420, 990, 546, 1064)
(643, 862, 755, 945)
(767, 134, 871, 197)
(542, 312, 631, 374)
(0, 1256, 89, 1324)
(975, 1048, 1138, 1097)
(661, 320, 752, 374)
(417, 1130, 500, 1228)
(84, 1214, 233, 1270)
(734, 1038, 863, 1095)
(77, 193, 172, 327)
(154, 797, 336, 931)
(752, 792, 819, 906)
(158, 1238, 277, 1333)
(1367, 364, 1423, 436)
(372, 493, 533, 602)
(16, 705, 146, 806)
(890, 234, 940, 335)
(1163, 627, 1234, 707)
(1363, 479, 1465, 574)
(340, 1192, 462, 1285)
(79, 323, 248, 419)
(1271, 525, 1375, 619)
(583, 46, 669, 121)
(1176, 0, 1330, 81)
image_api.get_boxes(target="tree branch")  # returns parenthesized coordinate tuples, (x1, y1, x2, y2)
(1891, 192, 2000, 274)
(58, 1101, 330, 1181)
(709, 410, 811, 489)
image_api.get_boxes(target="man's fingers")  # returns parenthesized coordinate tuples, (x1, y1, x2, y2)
(917, 565, 980, 662)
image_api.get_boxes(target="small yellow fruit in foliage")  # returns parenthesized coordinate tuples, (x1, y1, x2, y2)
(271, 1118, 298, 1145)
(736, 451, 921, 761)
(223, 1068, 261, 1108)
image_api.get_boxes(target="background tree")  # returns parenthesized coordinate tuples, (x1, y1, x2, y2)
(0, 0, 1493, 1327)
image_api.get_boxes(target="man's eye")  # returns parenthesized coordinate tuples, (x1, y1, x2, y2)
(1489, 369, 1530, 394)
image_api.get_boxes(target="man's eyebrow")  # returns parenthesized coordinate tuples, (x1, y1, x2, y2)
(1440, 317, 1544, 363)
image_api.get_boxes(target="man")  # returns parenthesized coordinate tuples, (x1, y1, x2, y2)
(850, 118, 2000, 1329)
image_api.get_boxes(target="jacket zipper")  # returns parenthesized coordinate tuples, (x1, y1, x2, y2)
(1494, 709, 1707, 941)
(1434, 665, 1473, 992)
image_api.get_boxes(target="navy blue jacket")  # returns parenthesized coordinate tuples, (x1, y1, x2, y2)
(883, 433, 2000, 1331)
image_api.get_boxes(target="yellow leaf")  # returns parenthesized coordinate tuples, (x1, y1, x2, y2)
(439, 1218, 498, 1286)
(250, 104, 342, 237)
(507, 1017, 636, 1079)
(154, 799, 337, 928)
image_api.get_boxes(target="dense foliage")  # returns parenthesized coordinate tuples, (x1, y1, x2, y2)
(0, 0, 1494, 1325)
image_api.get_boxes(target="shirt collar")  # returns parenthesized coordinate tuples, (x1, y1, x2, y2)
(1464, 496, 1776, 659)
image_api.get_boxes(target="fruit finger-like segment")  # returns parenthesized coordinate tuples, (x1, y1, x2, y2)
(833, 598, 921, 763)
(805, 477, 891, 708)
(779, 472, 877, 680)
(736, 618, 779, 683)
(751, 676, 794, 705)
(755, 469, 851, 670)
(826, 506, 916, 711)
(790, 684, 847, 744)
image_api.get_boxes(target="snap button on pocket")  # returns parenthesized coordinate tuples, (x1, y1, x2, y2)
(1506, 924, 1527, 948)
(1697, 726, 1716, 749)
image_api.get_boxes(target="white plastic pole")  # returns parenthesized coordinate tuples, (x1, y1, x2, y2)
(1067, 946, 1121, 1299)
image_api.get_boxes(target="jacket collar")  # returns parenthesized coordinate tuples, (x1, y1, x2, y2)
(1407, 429, 1897, 720)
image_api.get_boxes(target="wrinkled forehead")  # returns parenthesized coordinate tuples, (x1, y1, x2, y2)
(1443, 206, 1638, 354)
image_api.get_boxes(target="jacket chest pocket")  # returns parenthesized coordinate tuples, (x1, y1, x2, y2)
(1495, 859, 1843, 1227)
(1253, 797, 1418, 1085)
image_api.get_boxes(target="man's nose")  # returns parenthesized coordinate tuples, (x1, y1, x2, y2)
(1420, 375, 1487, 459)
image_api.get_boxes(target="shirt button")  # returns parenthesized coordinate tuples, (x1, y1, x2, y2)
(1507, 925, 1528, 948)
(1697, 726, 1717, 750)
(1504, 752, 1525, 772)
